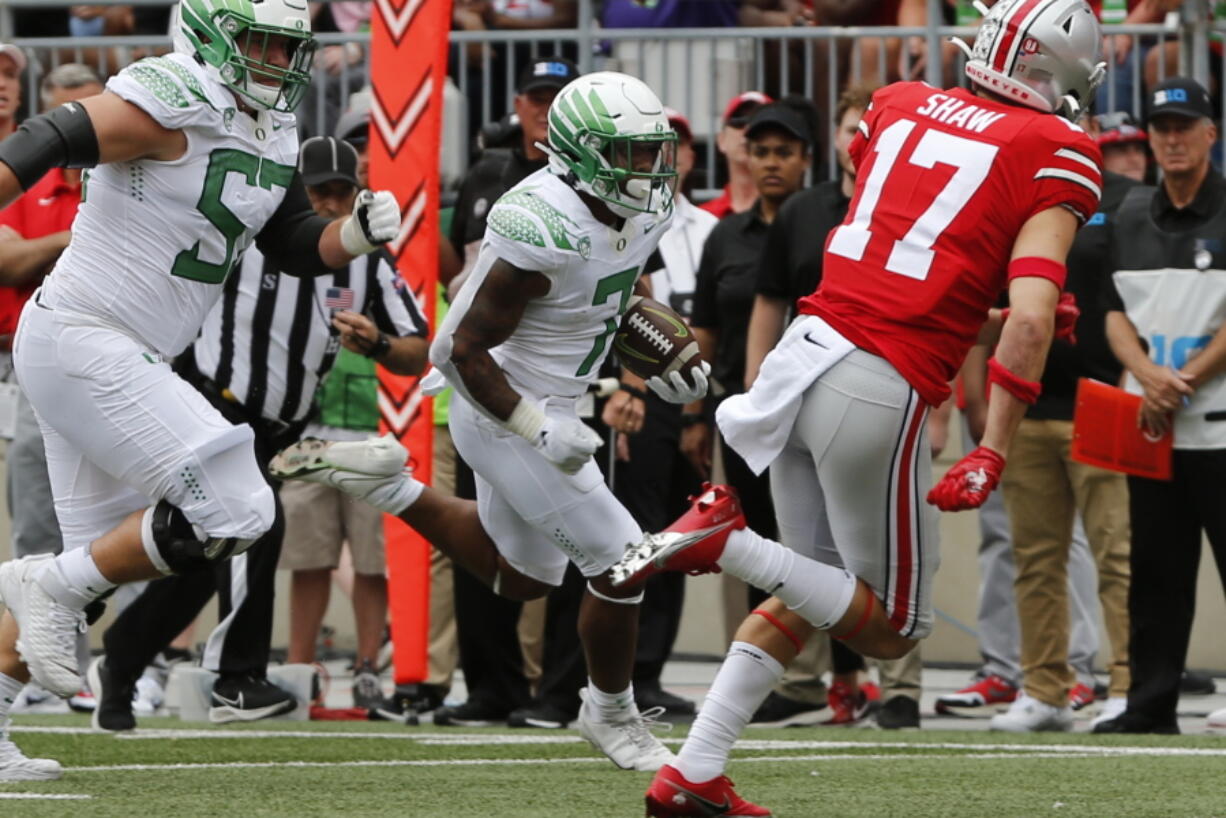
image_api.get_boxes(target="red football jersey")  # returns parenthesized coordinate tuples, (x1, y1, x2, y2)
(798, 82, 1102, 406)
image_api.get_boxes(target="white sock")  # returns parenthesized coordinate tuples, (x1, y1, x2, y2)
(367, 472, 425, 516)
(37, 547, 116, 610)
(585, 681, 635, 721)
(717, 528, 858, 631)
(0, 672, 22, 721)
(676, 641, 784, 784)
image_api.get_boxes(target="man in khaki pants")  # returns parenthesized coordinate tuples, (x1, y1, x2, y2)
(991, 162, 1137, 733)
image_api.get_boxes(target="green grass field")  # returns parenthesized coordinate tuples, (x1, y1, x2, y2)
(4, 715, 1226, 817)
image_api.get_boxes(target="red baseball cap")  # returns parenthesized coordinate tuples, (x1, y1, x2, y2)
(722, 91, 772, 127)
(1097, 111, 1147, 147)
(664, 107, 692, 143)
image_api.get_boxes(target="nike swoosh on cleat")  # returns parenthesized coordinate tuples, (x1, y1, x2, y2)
(666, 781, 733, 816)
(213, 693, 243, 708)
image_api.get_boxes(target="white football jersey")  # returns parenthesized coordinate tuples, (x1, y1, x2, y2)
(444, 167, 673, 398)
(40, 53, 299, 357)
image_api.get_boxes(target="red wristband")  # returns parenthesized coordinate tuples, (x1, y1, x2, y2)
(987, 356, 1041, 404)
(1007, 256, 1067, 289)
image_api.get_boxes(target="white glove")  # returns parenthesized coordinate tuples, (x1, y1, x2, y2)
(506, 399, 603, 474)
(340, 189, 400, 256)
(647, 361, 710, 404)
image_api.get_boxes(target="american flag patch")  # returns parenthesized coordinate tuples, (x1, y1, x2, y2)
(325, 287, 354, 310)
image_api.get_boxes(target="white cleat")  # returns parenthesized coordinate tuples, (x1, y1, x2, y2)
(270, 435, 417, 514)
(0, 556, 84, 698)
(0, 718, 62, 781)
(989, 693, 1073, 733)
(576, 688, 676, 772)
(269, 434, 407, 480)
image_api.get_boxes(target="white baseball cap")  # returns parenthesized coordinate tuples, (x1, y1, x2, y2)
(0, 44, 27, 73)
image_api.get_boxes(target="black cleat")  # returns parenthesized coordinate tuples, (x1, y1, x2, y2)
(209, 673, 297, 724)
(88, 656, 136, 732)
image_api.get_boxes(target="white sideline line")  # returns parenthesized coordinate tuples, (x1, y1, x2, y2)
(0, 793, 92, 800)
(66, 750, 1213, 774)
(15, 726, 1226, 757)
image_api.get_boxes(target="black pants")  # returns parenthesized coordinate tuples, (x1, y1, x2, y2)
(1126, 449, 1226, 723)
(723, 428, 778, 611)
(616, 394, 697, 688)
(102, 378, 294, 683)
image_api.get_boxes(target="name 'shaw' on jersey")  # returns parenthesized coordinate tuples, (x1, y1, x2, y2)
(799, 81, 1103, 406)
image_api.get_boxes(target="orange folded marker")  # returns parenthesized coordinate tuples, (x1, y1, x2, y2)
(1071, 378, 1173, 481)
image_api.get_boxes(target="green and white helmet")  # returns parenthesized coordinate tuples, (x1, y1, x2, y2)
(542, 72, 678, 218)
(175, 0, 315, 113)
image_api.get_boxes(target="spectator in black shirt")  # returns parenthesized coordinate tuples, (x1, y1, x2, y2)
(686, 101, 811, 539)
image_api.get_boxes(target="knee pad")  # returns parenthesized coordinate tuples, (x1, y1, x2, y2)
(140, 500, 258, 575)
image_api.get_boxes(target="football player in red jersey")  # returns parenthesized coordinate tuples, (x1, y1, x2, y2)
(608, 0, 1107, 813)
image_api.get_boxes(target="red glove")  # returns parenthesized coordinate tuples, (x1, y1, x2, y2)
(1000, 292, 1080, 344)
(1053, 292, 1080, 344)
(927, 446, 1006, 511)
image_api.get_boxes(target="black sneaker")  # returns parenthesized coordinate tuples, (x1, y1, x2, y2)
(748, 692, 827, 728)
(209, 673, 297, 724)
(385, 682, 447, 714)
(877, 696, 921, 730)
(352, 661, 385, 710)
(1091, 711, 1180, 735)
(87, 656, 136, 732)
(371, 692, 421, 726)
(1181, 670, 1217, 696)
(635, 685, 696, 718)
(508, 701, 576, 729)
(432, 699, 509, 727)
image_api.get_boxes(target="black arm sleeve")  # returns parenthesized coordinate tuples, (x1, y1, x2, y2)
(254, 170, 334, 277)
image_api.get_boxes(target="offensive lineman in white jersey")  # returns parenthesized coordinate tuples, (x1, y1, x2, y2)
(271, 72, 712, 771)
(0, 0, 399, 779)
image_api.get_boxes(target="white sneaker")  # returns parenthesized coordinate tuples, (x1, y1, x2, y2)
(989, 693, 1073, 733)
(269, 435, 416, 514)
(0, 556, 84, 698)
(0, 718, 62, 781)
(1090, 696, 1128, 729)
(10, 682, 68, 715)
(133, 675, 165, 716)
(576, 688, 676, 772)
(1208, 706, 1226, 730)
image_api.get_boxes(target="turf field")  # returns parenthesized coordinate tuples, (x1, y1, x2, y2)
(4, 715, 1226, 817)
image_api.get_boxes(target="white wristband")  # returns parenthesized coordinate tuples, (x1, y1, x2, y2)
(340, 214, 376, 257)
(505, 399, 546, 442)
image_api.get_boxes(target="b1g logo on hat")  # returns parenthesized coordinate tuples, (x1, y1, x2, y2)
(1154, 88, 1188, 106)
(535, 61, 570, 77)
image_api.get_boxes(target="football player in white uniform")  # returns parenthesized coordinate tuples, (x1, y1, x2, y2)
(272, 72, 710, 771)
(0, 0, 398, 779)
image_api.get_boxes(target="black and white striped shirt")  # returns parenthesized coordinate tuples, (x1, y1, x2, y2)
(193, 247, 428, 424)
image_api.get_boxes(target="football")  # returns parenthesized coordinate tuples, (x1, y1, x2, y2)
(613, 295, 702, 382)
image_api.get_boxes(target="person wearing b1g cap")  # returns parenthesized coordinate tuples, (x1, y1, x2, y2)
(700, 90, 772, 220)
(1098, 75, 1226, 736)
(0, 43, 26, 142)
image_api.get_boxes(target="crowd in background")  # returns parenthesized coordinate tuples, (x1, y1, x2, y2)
(0, 0, 1223, 737)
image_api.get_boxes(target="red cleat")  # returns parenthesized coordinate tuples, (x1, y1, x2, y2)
(645, 764, 771, 817)
(610, 484, 746, 587)
(1068, 682, 1096, 712)
(826, 680, 879, 726)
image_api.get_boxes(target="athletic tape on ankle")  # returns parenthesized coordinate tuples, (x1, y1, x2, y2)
(833, 587, 875, 642)
(750, 608, 804, 653)
(586, 581, 643, 605)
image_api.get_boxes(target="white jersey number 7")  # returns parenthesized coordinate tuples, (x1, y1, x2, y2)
(827, 119, 998, 281)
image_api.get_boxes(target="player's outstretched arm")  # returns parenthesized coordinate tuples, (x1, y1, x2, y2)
(929, 206, 1073, 511)
(0, 91, 185, 213)
(431, 257, 602, 475)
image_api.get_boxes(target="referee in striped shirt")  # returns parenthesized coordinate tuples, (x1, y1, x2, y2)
(89, 137, 429, 728)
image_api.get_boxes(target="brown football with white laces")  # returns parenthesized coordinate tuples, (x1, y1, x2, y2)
(612, 295, 701, 382)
